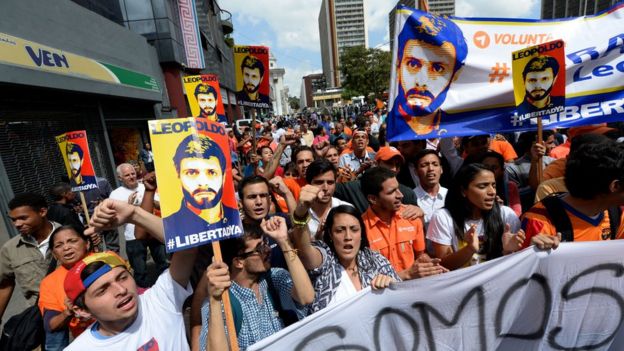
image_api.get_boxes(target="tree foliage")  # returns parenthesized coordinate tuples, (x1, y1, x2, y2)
(339, 46, 392, 101)
(288, 96, 300, 111)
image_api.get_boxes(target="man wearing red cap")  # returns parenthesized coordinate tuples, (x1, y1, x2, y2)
(63, 199, 196, 350)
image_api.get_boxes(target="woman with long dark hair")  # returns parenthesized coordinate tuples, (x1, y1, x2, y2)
(292, 205, 400, 313)
(426, 164, 525, 270)
(38, 225, 94, 350)
(478, 151, 522, 216)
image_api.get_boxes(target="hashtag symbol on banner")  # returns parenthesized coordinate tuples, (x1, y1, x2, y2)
(167, 238, 175, 250)
(488, 62, 510, 83)
(511, 113, 523, 127)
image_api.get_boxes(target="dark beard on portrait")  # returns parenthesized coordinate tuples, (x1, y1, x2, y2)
(200, 110, 217, 120)
(244, 83, 260, 94)
(183, 187, 223, 210)
(201, 107, 216, 116)
(526, 85, 553, 103)
(396, 85, 446, 118)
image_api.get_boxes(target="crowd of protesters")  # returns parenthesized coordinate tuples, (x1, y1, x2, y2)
(0, 107, 623, 350)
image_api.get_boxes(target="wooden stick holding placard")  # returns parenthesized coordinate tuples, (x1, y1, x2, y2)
(212, 241, 239, 351)
(79, 191, 101, 253)
(251, 108, 257, 157)
(536, 117, 544, 184)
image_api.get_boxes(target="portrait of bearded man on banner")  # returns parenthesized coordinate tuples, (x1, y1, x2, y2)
(518, 54, 564, 114)
(392, 12, 468, 136)
(236, 55, 270, 106)
(164, 134, 241, 236)
(66, 142, 96, 187)
(194, 83, 226, 123)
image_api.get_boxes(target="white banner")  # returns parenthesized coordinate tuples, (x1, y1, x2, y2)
(250, 241, 624, 350)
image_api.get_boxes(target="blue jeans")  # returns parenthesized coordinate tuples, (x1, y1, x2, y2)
(145, 239, 169, 276)
(126, 239, 148, 288)
(45, 329, 69, 351)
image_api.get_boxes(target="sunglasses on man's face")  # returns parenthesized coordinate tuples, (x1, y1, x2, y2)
(238, 239, 271, 259)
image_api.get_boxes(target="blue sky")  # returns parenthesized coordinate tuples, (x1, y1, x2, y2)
(224, 0, 542, 97)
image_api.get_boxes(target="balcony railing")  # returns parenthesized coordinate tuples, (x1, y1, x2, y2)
(220, 9, 233, 35)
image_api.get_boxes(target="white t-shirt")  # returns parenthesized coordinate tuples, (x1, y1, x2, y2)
(109, 183, 145, 241)
(64, 270, 192, 351)
(308, 198, 353, 240)
(327, 266, 357, 308)
(272, 128, 286, 144)
(426, 206, 520, 264)
(370, 122, 380, 135)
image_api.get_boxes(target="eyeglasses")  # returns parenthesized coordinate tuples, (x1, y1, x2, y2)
(238, 239, 271, 259)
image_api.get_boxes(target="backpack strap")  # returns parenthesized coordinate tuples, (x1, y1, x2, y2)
(227, 290, 243, 334)
(608, 206, 622, 240)
(541, 194, 574, 242)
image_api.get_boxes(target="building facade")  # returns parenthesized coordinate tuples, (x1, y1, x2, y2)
(0, 0, 238, 238)
(269, 54, 291, 116)
(300, 73, 327, 109)
(319, 0, 368, 88)
(541, 0, 618, 18)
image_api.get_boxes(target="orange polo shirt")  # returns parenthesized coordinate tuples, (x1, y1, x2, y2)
(362, 205, 425, 273)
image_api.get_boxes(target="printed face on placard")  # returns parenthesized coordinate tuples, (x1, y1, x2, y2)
(68, 151, 83, 177)
(524, 68, 555, 102)
(183, 75, 227, 123)
(57, 132, 99, 192)
(243, 66, 262, 94)
(399, 39, 457, 115)
(179, 156, 224, 209)
(197, 92, 217, 117)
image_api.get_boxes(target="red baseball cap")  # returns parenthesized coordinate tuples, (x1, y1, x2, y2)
(375, 146, 405, 164)
(64, 251, 131, 303)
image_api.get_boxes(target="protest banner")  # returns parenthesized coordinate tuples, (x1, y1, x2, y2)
(387, 3, 624, 141)
(56, 130, 98, 193)
(56, 130, 100, 250)
(148, 117, 243, 253)
(512, 39, 566, 122)
(233, 45, 271, 109)
(149, 117, 243, 350)
(250, 241, 624, 351)
(512, 39, 566, 181)
(183, 74, 228, 124)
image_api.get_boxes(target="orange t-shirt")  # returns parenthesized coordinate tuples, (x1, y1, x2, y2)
(543, 157, 566, 180)
(39, 266, 93, 337)
(283, 177, 307, 202)
(489, 139, 518, 162)
(549, 140, 570, 159)
(362, 205, 425, 273)
(521, 198, 624, 248)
